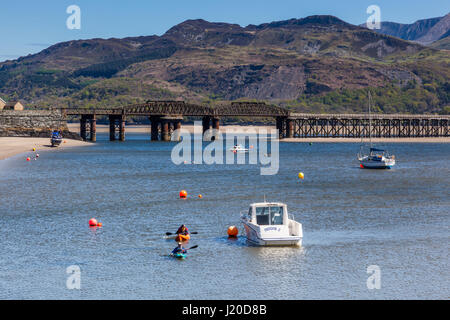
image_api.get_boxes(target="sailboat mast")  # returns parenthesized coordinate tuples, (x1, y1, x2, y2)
(368, 91, 373, 147)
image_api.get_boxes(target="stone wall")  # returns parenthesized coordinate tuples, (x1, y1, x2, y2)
(0, 109, 81, 139)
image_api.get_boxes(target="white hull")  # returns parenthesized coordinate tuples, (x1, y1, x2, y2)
(359, 157, 395, 169)
(242, 219, 302, 247)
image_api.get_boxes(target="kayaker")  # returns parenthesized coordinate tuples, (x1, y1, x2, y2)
(176, 224, 189, 236)
(172, 242, 187, 254)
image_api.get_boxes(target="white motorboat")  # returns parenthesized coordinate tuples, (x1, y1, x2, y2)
(241, 202, 303, 246)
(230, 144, 249, 152)
(358, 91, 396, 169)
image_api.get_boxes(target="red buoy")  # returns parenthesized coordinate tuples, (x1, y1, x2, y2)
(227, 226, 239, 237)
(26, 157, 31, 161)
(89, 218, 98, 226)
(179, 190, 187, 199)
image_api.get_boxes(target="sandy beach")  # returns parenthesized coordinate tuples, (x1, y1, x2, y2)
(67, 123, 450, 143)
(0, 137, 91, 160)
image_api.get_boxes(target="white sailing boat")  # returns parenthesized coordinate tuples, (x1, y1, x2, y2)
(358, 91, 396, 169)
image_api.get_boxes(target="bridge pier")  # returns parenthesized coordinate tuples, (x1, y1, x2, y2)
(202, 116, 211, 141)
(202, 116, 211, 133)
(172, 119, 182, 141)
(287, 118, 294, 138)
(109, 115, 126, 141)
(211, 117, 220, 141)
(119, 116, 125, 141)
(150, 116, 160, 141)
(80, 114, 96, 141)
(276, 117, 287, 139)
(80, 116, 87, 141)
(161, 119, 170, 142)
(90, 115, 96, 142)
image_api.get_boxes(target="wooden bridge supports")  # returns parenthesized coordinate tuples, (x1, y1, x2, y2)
(80, 114, 96, 141)
(109, 115, 125, 141)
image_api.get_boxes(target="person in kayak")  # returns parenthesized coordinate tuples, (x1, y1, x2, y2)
(176, 224, 189, 236)
(172, 242, 187, 255)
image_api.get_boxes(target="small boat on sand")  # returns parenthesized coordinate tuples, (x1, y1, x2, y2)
(50, 130, 63, 147)
(241, 202, 303, 246)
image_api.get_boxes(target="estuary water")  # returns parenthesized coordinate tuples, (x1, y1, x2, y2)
(0, 132, 449, 299)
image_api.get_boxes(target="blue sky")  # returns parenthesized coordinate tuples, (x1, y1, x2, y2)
(0, 0, 448, 62)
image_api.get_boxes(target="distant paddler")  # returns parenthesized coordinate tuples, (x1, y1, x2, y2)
(170, 243, 198, 259)
(172, 242, 187, 255)
(165, 224, 195, 241)
(175, 224, 190, 242)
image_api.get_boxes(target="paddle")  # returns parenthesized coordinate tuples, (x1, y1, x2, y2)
(165, 232, 198, 236)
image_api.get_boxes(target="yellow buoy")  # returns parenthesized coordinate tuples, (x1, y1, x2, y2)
(33, 148, 36, 152)
(298, 172, 304, 180)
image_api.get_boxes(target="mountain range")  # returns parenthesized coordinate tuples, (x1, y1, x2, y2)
(0, 14, 448, 115)
(366, 13, 450, 46)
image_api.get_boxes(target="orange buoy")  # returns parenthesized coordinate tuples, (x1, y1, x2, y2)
(198, 194, 203, 199)
(227, 226, 238, 237)
(360, 164, 364, 169)
(179, 190, 187, 199)
(89, 218, 98, 226)
(97, 222, 103, 227)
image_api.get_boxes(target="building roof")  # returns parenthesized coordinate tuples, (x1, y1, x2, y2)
(4, 101, 20, 107)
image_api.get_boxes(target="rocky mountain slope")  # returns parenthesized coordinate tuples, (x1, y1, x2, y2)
(368, 13, 450, 45)
(0, 15, 448, 114)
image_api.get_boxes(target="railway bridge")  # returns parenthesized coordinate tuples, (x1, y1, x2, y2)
(62, 101, 450, 141)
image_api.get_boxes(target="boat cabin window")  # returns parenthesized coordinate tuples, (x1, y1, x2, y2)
(270, 206, 283, 225)
(255, 206, 284, 225)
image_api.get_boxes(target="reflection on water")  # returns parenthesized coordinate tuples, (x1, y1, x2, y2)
(0, 133, 448, 299)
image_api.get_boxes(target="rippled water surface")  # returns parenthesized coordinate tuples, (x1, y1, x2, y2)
(0, 133, 449, 299)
